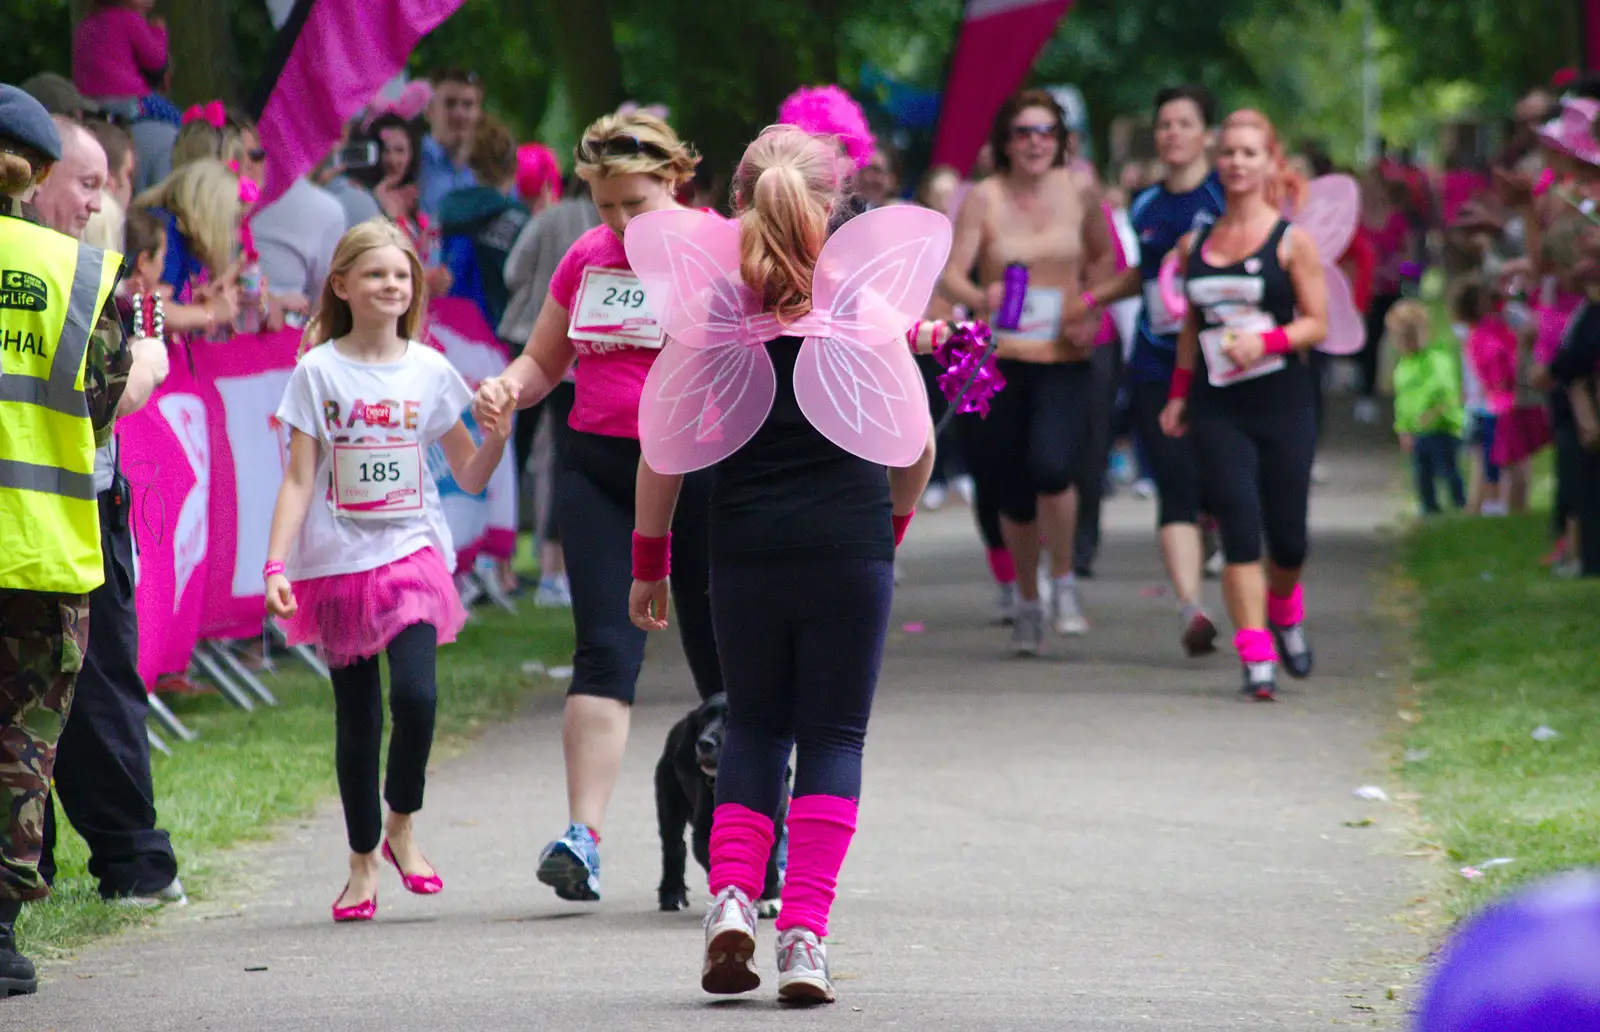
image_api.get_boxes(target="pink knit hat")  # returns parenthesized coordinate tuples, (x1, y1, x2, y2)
(1537, 97, 1600, 168)
(776, 85, 876, 171)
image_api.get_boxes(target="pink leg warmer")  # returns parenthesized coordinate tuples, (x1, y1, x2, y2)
(775, 795, 858, 939)
(986, 547, 1017, 585)
(708, 803, 775, 901)
(1267, 584, 1305, 626)
(1234, 627, 1277, 663)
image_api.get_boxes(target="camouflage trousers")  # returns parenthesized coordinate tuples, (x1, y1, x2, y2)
(0, 589, 87, 902)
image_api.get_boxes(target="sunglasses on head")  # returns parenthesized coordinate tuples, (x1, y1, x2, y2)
(1010, 123, 1059, 141)
(579, 134, 670, 163)
(247, 148, 267, 163)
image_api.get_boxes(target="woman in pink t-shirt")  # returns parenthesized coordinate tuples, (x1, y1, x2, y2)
(72, 0, 169, 104)
(473, 111, 722, 903)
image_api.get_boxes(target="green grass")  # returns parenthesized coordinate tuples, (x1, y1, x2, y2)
(1399, 512, 1600, 920)
(18, 571, 574, 958)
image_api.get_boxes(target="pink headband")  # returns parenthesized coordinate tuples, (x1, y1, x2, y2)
(777, 85, 876, 171)
(363, 80, 433, 130)
(182, 100, 226, 130)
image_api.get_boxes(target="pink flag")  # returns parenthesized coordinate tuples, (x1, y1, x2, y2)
(255, 0, 465, 209)
(930, 0, 1074, 176)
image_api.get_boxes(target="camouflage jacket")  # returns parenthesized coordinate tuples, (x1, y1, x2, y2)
(0, 199, 131, 443)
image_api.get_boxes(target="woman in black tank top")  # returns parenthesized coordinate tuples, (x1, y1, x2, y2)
(1158, 110, 1329, 701)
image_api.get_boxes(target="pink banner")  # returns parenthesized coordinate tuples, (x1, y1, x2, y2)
(125, 301, 517, 686)
(930, 0, 1075, 175)
(257, 0, 466, 210)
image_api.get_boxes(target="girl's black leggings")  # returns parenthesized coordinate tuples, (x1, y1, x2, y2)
(331, 622, 438, 855)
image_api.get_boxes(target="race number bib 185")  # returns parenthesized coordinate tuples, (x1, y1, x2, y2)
(1199, 312, 1286, 388)
(567, 268, 664, 349)
(331, 442, 424, 518)
(1012, 287, 1065, 342)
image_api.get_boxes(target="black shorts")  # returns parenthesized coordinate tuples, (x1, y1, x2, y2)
(964, 360, 1092, 523)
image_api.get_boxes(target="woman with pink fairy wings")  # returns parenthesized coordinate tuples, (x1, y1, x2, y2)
(623, 127, 940, 1005)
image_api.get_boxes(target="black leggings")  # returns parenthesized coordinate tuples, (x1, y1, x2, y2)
(711, 558, 894, 815)
(956, 411, 1005, 550)
(513, 380, 576, 543)
(1359, 294, 1401, 399)
(331, 623, 438, 855)
(555, 430, 722, 704)
(1129, 378, 1202, 527)
(966, 360, 1092, 523)
(1190, 399, 1316, 568)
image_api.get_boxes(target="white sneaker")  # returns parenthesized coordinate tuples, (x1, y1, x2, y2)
(1205, 548, 1225, 577)
(1036, 566, 1054, 607)
(702, 887, 760, 995)
(534, 575, 571, 608)
(1353, 398, 1381, 424)
(1052, 577, 1088, 635)
(995, 581, 1019, 624)
(776, 927, 835, 1004)
(921, 483, 948, 511)
(113, 877, 187, 908)
(1131, 478, 1156, 500)
(1012, 600, 1044, 656)
(952, 475, 976, 505)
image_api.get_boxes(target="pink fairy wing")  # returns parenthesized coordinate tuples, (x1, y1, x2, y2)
(1158, 250, 1188, 321)
(637, 337, 776, 474)
(622, 208, 764, 349)
(1292, 175, 1360, 261)
(1317, 264, 1367, 356)
(793, 205, 950, 465)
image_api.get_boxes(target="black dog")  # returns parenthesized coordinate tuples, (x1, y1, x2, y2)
(655, 693, 787, 915)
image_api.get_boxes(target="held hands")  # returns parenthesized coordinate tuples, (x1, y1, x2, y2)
(264, 574, 297, 618)
(1159, 397, 1188, 438)
(628, 578, 671, 631)
(472, 377, 521, 436)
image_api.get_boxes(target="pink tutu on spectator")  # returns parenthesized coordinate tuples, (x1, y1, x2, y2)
(1490, 405, 1552, 467)
(281, 547, 467, 669)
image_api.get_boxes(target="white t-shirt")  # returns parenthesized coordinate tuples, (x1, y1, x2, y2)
(275, 340, 473, 580)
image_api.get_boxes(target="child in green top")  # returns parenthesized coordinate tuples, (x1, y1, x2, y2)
(1388, 300, 1467, 514)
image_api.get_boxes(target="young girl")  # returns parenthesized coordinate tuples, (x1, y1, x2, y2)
(625, 127, 939, 1003)
(1458, 279, 1527, 515)
(1388, 300, 1467, 514)
(72, 0, 168, 111)
(263, 219, 512, 922)
(1159, 110, 1330, 701)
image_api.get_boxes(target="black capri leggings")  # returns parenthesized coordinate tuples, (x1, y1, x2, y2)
(1129, 378, 1203, 528)
(555, 429, 722, 705)
(1189, 396, 1316, 569)
(956, 411, 1005, 550)
(513, 380, 577, 543)
(965, 360, 1092, 523)
(331, 622, 438, 855)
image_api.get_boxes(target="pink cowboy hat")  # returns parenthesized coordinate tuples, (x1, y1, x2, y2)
(1537, 97, 1600, 167)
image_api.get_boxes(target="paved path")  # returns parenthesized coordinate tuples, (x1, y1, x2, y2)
(17, 434, 1428, 1031)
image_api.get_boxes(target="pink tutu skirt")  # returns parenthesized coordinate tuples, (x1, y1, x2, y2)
(1491, 405, 1552, 467)
(282, 546, 468, 669)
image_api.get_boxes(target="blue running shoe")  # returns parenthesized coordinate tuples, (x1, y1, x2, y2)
(537, 823, 601, 901)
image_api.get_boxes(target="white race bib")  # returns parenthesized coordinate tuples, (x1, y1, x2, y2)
(567, 268, 664, 349)
(1199, 312, 1286, 388)
(1143, 278, 1185, 336)
(331, 442, 424, 519)
(1011, 286, 1065, 342)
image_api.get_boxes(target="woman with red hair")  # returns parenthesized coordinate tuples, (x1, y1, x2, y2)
(1159, 110, 1329, 701)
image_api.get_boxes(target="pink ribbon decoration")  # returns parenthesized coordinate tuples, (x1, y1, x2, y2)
(182, 100, 227, 129)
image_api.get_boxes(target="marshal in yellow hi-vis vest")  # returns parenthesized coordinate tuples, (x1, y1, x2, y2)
(0, 217, 121, 594)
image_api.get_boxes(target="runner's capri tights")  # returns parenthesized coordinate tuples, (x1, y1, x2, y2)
(1189, 399, 1315, 569)
(554, 429, 723, 704)
(965, 360, 1092, 523)
(1129, 379, 1202, 527)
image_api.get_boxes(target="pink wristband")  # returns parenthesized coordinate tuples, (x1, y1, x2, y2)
(906, 320, 922, 352)
(892, 510, 914, 547)
(1261, 327, 1292, 355)
(263, 560, 286, 579)
(1081, 291, 1099, 311)
(1169, 367, 1193, 401)
(632, 531, 672, 581)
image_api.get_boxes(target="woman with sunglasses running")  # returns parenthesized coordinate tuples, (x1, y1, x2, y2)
(939, 88, 1114, 655)
(1159, 110, 1328, 700)
(473, 111, 723, 901)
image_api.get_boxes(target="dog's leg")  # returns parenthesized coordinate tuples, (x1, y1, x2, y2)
(655, 755, 691, 911)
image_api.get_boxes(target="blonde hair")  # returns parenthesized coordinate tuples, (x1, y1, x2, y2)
(81, 189, 125, 251)
(573, 111, 698, 187)
(732, 126, 840, 325)
(1385, 299, 1431, 352)
(133, 159, 241, 273)
(301, 219, 427, 356)
(0, 145, 47, 196)
(1220, 109, 1308, 212)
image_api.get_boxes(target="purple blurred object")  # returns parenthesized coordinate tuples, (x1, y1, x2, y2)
(1417, 870, 1600, 1032)
(934, 321, 1006, 421)
(1399, 260, 1422, 280)
(997, 263, 1028, 332)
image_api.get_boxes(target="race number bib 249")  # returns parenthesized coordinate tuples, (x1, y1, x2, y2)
(331, 442, 424, 518)
(567, 268, 664, 349)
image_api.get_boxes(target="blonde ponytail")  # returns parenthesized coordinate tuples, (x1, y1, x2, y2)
(734, 126, 839, 326)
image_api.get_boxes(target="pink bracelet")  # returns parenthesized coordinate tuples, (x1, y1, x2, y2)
(263, 560, 286, 579)
(632, 531, 672, 582)
(892, 510, 915, 547)
(906, 320, 922, 352)
(1261, 327, 1293, 355)
(1081, 291, 1099, 311)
